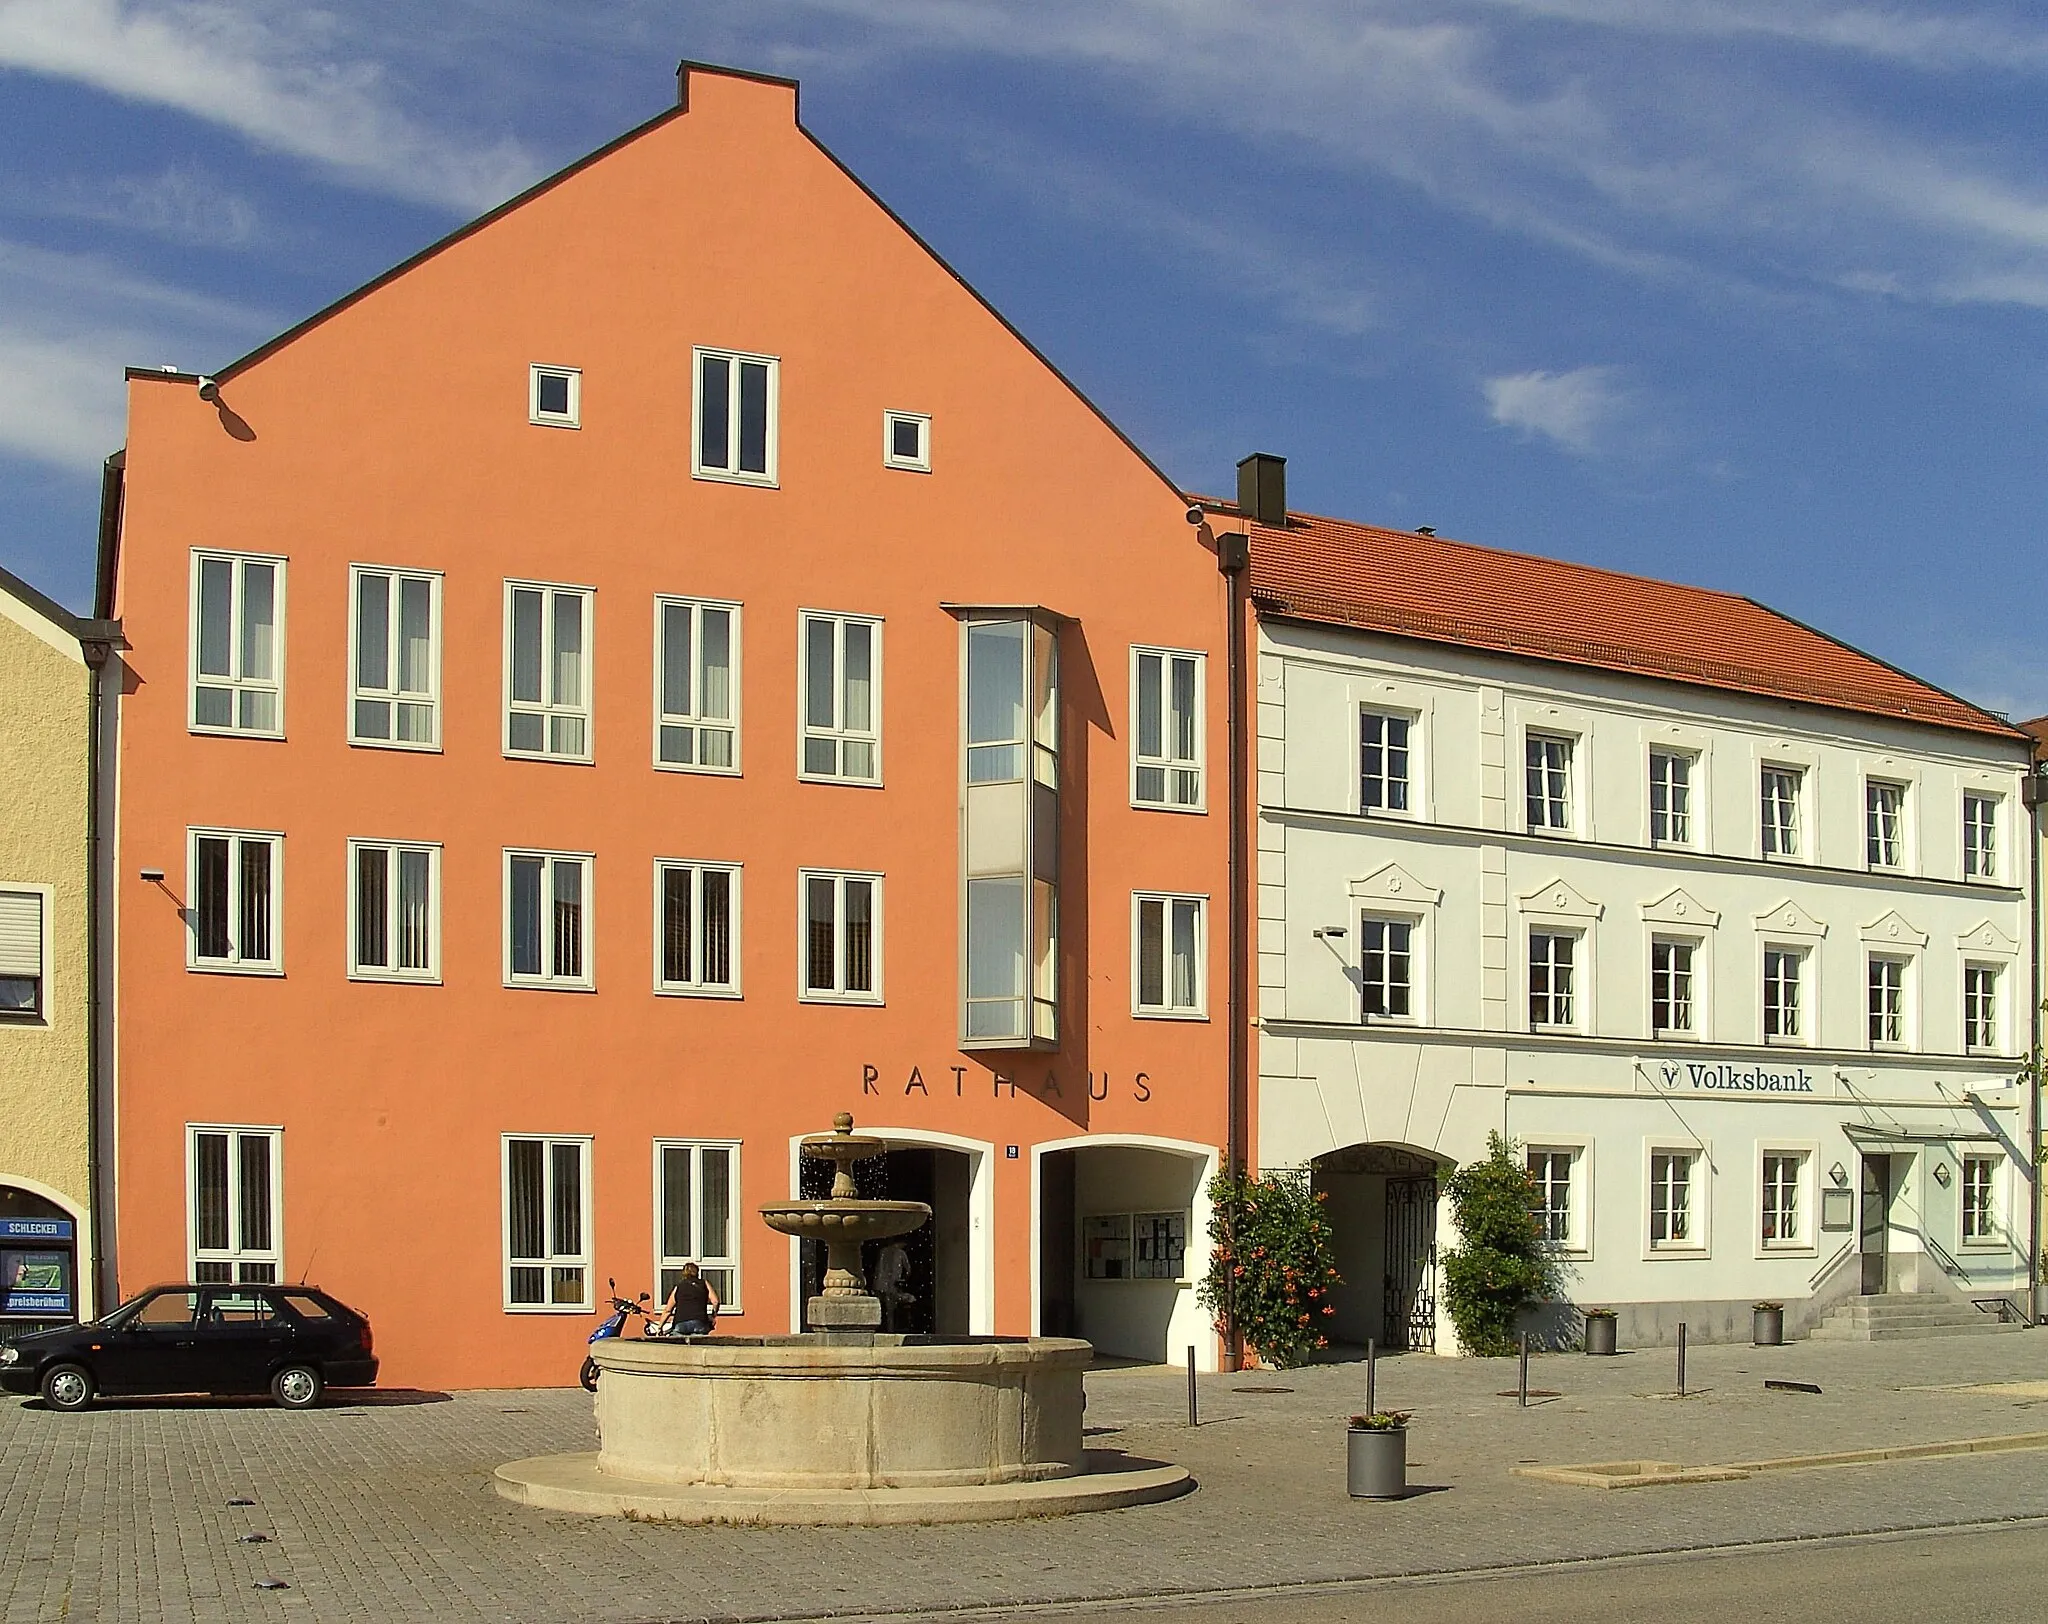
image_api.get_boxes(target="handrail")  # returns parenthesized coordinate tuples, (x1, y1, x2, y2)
(1971, 1296, 2027, 1324)
(1808, 1237, 1854, 1291)
(1923, 1234, 1972, 1283)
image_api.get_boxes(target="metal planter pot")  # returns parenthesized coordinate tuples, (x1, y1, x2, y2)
(1583, 1315, 1618, 1356)
(1753, 1307, 1784, 1347)
(1346, 1427, 1407, 1500)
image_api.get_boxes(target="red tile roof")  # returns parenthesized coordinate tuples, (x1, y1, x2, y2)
(1242, 509, 2019, 740)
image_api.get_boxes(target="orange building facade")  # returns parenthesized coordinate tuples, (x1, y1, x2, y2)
(104, 66, 1239, 1389)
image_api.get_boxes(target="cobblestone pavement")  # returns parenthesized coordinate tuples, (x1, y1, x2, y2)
(7, 1331, 2048, 1623)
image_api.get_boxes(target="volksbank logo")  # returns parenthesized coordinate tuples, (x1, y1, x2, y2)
(1658, 1061, 1815, 1095)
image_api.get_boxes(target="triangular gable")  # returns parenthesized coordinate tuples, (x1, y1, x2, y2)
(1755, 899, 1827, 940)
(1859, 910, 1929, 950)
(1348, 863, 1442, 908)
(1518, 878, 1603, 922)
(1957, 919, 2021, 958)
(1640, 886, 1720, 930)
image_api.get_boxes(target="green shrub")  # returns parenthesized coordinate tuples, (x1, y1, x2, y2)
(1197, 1166, 1343, 1369)
(1439, 1133, 1560, 1356)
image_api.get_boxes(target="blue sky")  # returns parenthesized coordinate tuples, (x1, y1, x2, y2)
(3, 1, 2045, 715)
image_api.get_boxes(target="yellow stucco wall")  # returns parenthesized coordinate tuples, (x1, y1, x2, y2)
(0, 592, 93, 1260)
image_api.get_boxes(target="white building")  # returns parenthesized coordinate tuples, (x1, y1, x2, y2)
(1235, 478, 2035, 1352)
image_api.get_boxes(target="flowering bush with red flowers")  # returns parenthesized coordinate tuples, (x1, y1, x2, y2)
(1197, 1167, 1344, 1369)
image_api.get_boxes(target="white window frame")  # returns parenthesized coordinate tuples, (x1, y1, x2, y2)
(798, 869, 883, 1004)
(503, 580, 595, 763)
(1133, 892, 1208, 1019)
(1648, 749, 1695, 848)
(1762, 944, 1808, 1046)
(1964, 961, 2003, 1055)
(654, 859, 742, 998)
(1760, 764, 1803, 860)
(346, 839, 442, 983)
(1525, 732, 1574, 832)
(653, 595, 742, 775)
(529, 363, 581, 429)
(1130, 646, 1206, 813)
(1359, 709, 1415, 816)
(1757, 1145, 1816, 1256)
(1865, 778, 1909, 871)
(653, 1139, 743, 1313)
(0, 885, 49, 1025)
(189, 549, 285, 738)
(1650, 935, 1699, 1038)
(1959, 1153, 2000, 1249)
(1526, 1144, 1590, 1256)
(186, 828, 283, 975)
(1866, 952, 1912, 1050)
(882, 410, 931, 472)
(347, 564, 442, 751)
(503, 849, 595, 991)
(1962, 793, 2000, 882)
(798, 610, 884, 785)
(1646, 1143, 1709, 1255)
(692, 346, 779, 487)
(1527, 928, 1580, 1030)
(1358, 912, 1418, 1024)
(501, 1133, 593, 1312)
(187, 1124, 283, 1284)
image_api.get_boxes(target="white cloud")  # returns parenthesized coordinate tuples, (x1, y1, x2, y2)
(42, 167, 261, 247)
(0, 328, 130, 466)
(0, 0, 539, 211)
(1482, 365, 1625, 454)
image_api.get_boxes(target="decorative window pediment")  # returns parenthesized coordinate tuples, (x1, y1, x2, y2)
(1755, 898, 1827, 940)
(1957, 918, 2021, 959)
(1858, 909, 1928, 951)
(1518, 877, 1603, 923)
(1348, 862, 1442, 909)
(1640, 886, 1720, 930)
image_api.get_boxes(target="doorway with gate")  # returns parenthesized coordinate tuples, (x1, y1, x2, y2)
(796, 1140, 979, 1335)
(1860, 1152, 1900, 1294)
(1311, 1143, 1445, 1353)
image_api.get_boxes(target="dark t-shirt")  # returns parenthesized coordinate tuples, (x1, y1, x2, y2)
(670, 1277, 713, 1323)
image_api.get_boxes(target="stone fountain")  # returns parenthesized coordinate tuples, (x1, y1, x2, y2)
(495, 1113, 1190, 1524)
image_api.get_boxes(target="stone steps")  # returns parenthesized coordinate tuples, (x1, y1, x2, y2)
(1807, 1293, 2026, 1342)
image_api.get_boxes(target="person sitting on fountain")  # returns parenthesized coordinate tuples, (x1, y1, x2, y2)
(656, 1262, 720, 1336)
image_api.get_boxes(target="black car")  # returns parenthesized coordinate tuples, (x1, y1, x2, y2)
(0, 1283, 377, 1411)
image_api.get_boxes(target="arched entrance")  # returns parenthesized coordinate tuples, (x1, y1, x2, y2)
(1311, 1144, 1446, 1353)
(0, 1182, 84, 1339)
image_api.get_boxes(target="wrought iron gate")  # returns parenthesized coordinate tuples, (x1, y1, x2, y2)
(1383, 1176, 1438, 1352)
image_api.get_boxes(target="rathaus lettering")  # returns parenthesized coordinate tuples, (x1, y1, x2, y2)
(1659, 1062, 1815, 1095)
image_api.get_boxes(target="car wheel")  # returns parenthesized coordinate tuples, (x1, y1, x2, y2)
(579, 1357, 600, 1392)
(271, 1364, 324, 1410)
(40, 1364, 94, 1412)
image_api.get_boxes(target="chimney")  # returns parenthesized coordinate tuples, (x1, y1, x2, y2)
(1236, 453, 1286, 528)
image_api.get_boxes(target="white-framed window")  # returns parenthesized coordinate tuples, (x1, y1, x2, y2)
(655, 596, 740, 773)
(1650, 937, 1695, 1036)
(187, 829, 282, 974)
(190, 550, 284, 736)
(883, 410, 930, 472)
(529, 363, 581, 428)
(505, 850, 593, 990)
(1527, 1146, 1584, 1250)
(0, 889, 46, 1022)
(799, 611, 882, 783)
(1963, 793, 1999, 881)
(1866, 779, 1907, 869)
(1134, 893, 1206, 1018)
(348, 840, 439, 982)
(1964, 962, 2001, 1053)
(349, 565, 440, 749)
(656, 861, 740, 996)
(1528, 929, 1577, 1028)
(1525, 733, 1573, 831)
(1648, 1149, 1700, 1250)
(655, 1140, 741, 1309)
(1960, 1155, 1998, 1245)
(503, 1134, 591, 1310)
(188, 1125, 281, 1284)
(800, 870, 881, 1003)
(1132, 647, 1204, 811)
(1649, 750, 1693, 846)
(1359, 915, 1414, 1021)
(1763, 946, 1805, 1043)
(1360, 711, 1412, 814)
(1867, 953, 1909, 1048)
(505, 581, 593, 762)
(1760, 1150, 1808, 1249)
(1760, 766, 1802, 858)
(694, 346, 778, 485)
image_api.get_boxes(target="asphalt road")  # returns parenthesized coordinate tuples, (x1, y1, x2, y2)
(911, 1519, 2048, 1624)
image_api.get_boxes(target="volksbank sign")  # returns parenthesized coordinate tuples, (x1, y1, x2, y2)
(1657, 1060, 1816, 1096)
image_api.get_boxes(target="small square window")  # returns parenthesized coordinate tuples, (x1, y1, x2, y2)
(884, 411, 930, 472)
(530, 365, 581, 429)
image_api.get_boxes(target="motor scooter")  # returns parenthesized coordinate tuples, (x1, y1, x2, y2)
(580, 1280, 653, 1392)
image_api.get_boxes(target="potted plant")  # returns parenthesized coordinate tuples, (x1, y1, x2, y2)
(1346, 1411, 1410, 1499)
(1752, 1301, 1784, 1346)
(1583, 1307, 1618, 1356)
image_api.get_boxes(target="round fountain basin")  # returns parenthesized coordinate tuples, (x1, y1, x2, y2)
(590, 1334, 1092, 1490)
(756, 1200, 930, 1243)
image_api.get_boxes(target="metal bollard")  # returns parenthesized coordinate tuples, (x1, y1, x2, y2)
(1519, 1331, 1530, 1408)
(1187, 1344, 1198, 1428)
(1366, 1337, 1376, 1419)
(1677, 1322, 1688, 1396)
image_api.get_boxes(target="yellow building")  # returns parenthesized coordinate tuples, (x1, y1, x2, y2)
(0, 564, 119, 1332)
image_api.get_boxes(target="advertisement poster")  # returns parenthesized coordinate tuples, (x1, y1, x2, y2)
(1, 1217, 76, 1317)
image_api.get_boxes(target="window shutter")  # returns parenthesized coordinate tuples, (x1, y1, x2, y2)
(0, 892, 42, 977)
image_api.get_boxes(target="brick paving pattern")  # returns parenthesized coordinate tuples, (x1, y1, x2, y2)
(6, 1332, 2048, 1622)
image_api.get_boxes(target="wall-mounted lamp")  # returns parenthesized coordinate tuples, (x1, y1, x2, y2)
(1828, 1161, 1849, 1188)
(138, 868, 166, 883)
(1933, 1162, 1952, 1188)
(1312, 925, 1348, 939)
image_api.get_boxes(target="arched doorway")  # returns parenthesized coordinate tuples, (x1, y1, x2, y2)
(1311, 1144, 1446, 1353)
(0, 1183, 83, 1338)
